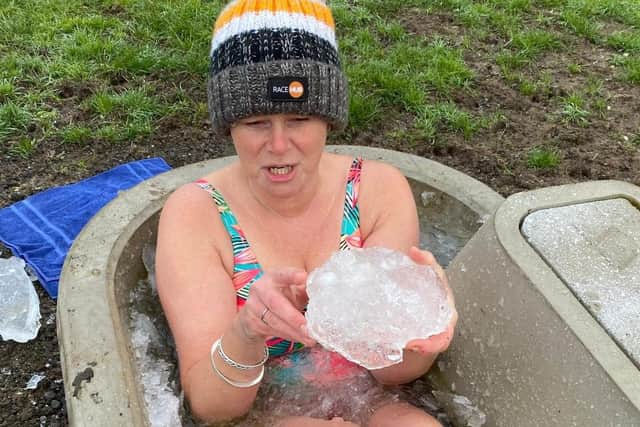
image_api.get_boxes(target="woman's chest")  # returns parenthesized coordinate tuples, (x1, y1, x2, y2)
(245, 216, 345, 272)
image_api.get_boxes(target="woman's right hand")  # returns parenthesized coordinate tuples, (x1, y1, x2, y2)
(234, 267, 316, 347)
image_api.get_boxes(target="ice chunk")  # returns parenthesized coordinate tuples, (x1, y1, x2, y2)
(237, 346, 399, 426)
(306, 247, 453, 370)
(130, 312, 181, 427)
(0, 257, 41, 342)
(432, 391, 486, 427)
(25, 373, 45, 390)
(24, 264, 39, 282)
(142, 244, 157, 294)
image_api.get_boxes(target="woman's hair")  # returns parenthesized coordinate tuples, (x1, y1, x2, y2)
(207, 0, 349, 136)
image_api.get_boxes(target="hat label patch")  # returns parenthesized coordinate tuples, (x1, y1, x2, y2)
(268, 77, 308, 102)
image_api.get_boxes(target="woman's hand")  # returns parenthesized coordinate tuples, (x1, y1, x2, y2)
(234, 267, 316, 347)
(404, 246, 458, 356)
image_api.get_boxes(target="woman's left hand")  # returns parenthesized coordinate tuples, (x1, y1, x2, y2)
(404, 246, 458, 356)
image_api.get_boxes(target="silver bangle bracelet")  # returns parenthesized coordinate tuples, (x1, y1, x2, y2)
(210, 340, 264, 388)
(215, 337, 269, 370)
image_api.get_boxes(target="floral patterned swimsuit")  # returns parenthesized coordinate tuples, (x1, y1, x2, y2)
(196, 158, 363, 358)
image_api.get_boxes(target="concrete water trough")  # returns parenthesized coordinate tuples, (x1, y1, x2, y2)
(57, 146, 504, 426)
(436, 180, 640, 426)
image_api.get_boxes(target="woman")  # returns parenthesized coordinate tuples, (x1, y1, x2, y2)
(156, 1, 457, 425)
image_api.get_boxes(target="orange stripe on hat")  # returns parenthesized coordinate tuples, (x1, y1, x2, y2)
(213, 0, 335, 35)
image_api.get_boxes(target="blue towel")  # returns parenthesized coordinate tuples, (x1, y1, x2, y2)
(0, 158, 171, 298)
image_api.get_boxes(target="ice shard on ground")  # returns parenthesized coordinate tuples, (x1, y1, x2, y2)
(306, 247, 453, 369)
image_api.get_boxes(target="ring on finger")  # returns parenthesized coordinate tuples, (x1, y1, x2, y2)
(260, 307, 270, 325)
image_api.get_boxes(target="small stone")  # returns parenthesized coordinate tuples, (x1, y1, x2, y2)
(50, 400, 61, 410)
(44, 390, 56, 400)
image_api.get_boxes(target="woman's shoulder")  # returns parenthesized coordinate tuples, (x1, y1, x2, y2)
(360, 157, 408, 187)
(164, 163, 236, 205)
(322, 152, 408, 194)
(162, 180, 213, 213)
(157, 166, 237, 272)
(358, 157, 414, 213)
(160, 162, 240, 229)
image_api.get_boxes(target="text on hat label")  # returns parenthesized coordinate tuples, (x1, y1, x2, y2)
(268, 77, 308, 102)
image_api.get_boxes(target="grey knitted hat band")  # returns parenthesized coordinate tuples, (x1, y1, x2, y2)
(208, 60, 348, 136)
(208, 0, 348, 136)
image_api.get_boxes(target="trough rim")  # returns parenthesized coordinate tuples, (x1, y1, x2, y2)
(57, 146, 504, 426)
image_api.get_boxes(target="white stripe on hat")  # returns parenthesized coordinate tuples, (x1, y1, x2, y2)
(210, 11, 336, 57)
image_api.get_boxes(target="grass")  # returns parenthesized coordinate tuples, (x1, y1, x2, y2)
(0, 101, 32, 138)
(0, 0, 216, 145)
(342, 25, 474, 127)
(568, 63, 583, 74)
(8, 137, 37, 159)
(607, 31, 640, 52)
(0, 78, 16, 101)
(414, 103, 486, 141)
(527, 147, 561, 169)
(495, 30, 562, 79)
(611, 54, 640, 83)
(518, 78, 537, 96)
(562, 10, 602, 42)
(561, 94, 590, 125)
(61, 126, 92, 145)
(516, 72, 554, 98)
(0, 0, 638, 159)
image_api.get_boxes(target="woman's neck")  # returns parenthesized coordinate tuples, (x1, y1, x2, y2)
(245, 170, 325, 219)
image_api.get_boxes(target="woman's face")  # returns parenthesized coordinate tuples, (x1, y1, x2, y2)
(230, 114, 329, 198)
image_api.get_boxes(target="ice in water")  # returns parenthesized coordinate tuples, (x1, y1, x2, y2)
(412, 180, 481, 268)
(129, 245, 181, 427)
(306, 247, 454, 370)
(130, 312, 181, 427)
(236, 346, 396, 426)
(238, 346, 467, 426)
(432, 391, 486, 427)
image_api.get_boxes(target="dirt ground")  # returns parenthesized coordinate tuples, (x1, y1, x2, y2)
(1, 12, 639, 427)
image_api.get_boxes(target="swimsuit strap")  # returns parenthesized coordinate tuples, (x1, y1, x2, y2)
(340, 157, 363, 250)
(195, 180, 262, 303)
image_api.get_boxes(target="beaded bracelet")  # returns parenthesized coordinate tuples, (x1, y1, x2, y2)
(215, 337, 269, 370)
(210, 339, 264, 388)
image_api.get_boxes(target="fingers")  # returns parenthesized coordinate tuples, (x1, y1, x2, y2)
(404, 246, 458, 355)
(267, 267, 308, 289)
(254, 296, 315, 346)
(405, 327, 454, 355)
(405, 308, 458, 355)
(409, 246, 455, 306)
(409, 246, 445, 279)
(409, 246, 437, 266)
(242, 268, 315, 346)
(289, 283, 310, 310)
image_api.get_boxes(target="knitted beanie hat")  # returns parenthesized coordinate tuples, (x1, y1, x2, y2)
(208, 0, 349, 136)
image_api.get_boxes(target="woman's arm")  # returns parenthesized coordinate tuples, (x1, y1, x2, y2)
(156, 184, 314, 424)
(358, 161, 458, 385)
